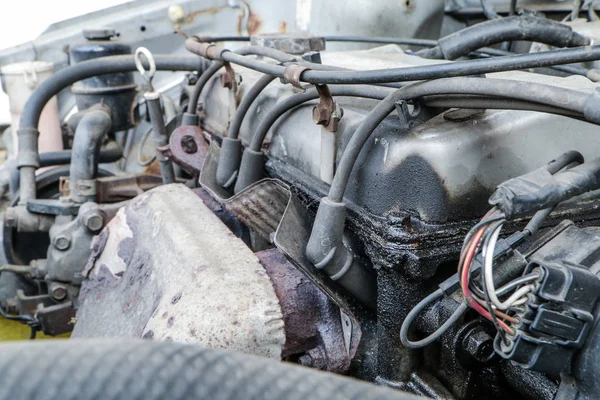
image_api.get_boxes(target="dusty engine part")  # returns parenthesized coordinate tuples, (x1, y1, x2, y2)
(73, 184, 285, 358)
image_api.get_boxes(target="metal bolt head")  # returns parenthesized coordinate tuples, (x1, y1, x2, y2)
(463, 328, 495, 363)
(51, 285, 68, 301)
(180, 135, 198, 154)
(84, 213, 104, 232)
(53, 235, 71, 251)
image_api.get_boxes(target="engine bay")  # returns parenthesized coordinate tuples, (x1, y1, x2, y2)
(2, 1, 600, 399)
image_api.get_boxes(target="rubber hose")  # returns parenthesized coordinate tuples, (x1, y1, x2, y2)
(16, 54, 204, 202)
(69, 109, 113, 203)
(0, 340, 423, 400)
(421, 94, 584, 118)
(39, 142, 122, 168)
(420, 15, 590, 60)
(218, 45, 600, 85)
(249, 85, 393, 151)
(186, 45, 302, 115)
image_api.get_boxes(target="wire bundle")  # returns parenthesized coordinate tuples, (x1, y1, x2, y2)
(458, 208, 538, 343)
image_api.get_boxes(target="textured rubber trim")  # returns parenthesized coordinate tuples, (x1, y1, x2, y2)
(0, 340, 422, 400)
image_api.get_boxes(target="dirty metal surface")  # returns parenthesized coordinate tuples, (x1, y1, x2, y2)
(256, 248, 361, 373)
(200, 142, 291, 240)
(73, 184, 285, 359)
(95, 174, 164, 203)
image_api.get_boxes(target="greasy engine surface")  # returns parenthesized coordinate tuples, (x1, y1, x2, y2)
(3, 1, 600, 400)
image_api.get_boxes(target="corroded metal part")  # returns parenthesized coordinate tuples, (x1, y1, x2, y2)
(157, 125, 208, 176)
(256, 248, 360, 373)
(73, 184, 285, 359)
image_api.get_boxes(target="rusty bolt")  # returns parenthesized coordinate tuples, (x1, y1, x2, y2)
(50, 284, 68, 301)
(463, 328, 495, 363)
(312, 106, 329, 126)
(53, 235, 71, 251)
(84, 213, 104, 233)
(180, 135, 198, 154)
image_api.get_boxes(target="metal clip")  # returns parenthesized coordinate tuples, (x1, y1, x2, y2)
(313, 84, 343, 133)
(221, 62, 239, 92)
(134, 47, 157, 91)
(282, 64, 311, 89)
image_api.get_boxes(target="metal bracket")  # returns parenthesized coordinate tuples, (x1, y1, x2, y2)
(26, 199, 80, 216)
(221, 62, 240, 92)
(394, 100, 432, 130)
(157, 125, 208, 176)
(313, 84, 343, 133)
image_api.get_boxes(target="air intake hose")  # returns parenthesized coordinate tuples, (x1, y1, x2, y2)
(0, 340, 422, 400)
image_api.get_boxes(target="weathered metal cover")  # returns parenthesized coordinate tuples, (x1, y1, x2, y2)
(72, 184, 285, 359)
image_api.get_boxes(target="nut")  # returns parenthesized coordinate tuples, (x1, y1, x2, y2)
(463, 328, 495, 363)
(53, 235, 71, 251)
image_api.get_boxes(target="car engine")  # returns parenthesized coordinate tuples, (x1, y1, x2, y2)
(2, 1, 600, 399)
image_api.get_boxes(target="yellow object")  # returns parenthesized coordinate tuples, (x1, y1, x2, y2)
(0, 317, 70, 340)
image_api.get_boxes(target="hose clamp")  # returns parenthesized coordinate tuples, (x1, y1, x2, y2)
(282, 64, 311, 89)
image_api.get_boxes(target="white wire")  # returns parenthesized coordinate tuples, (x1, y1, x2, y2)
(483, 223, 536, 311)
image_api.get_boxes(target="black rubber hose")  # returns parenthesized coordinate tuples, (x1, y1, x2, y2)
(421, 94, 585, 118)
(215, 45, 600, 85)
(230, 75, 278, 141)
(186, 45, 303, 118)
(20, 55, 204, 132)
(0, 340, 423, 400)
(249, 85, 393, 151)
(233, 85, 392, 193)
(39, 142, 122, 168)
(469, 47, 590, 77)
(69, 109, 112, 203)
(16, 54, 204, 202)
(419, 15, 590, 60)
(328, 77, 593, 202)
(215, 74, 277, 187)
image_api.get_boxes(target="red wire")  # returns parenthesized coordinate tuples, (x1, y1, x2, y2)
(459, 210, 513, 334)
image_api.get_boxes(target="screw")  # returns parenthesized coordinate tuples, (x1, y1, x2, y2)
(50, 285, 68, 301)
(181, 135, 198, 154)
(84, 213, 104, 232)
(463, 328, 495, 363)
(53, 235, 71, 251)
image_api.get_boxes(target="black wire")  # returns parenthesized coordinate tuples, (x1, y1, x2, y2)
(480, 220, 509, 344)
(400, 289, 469, 349)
